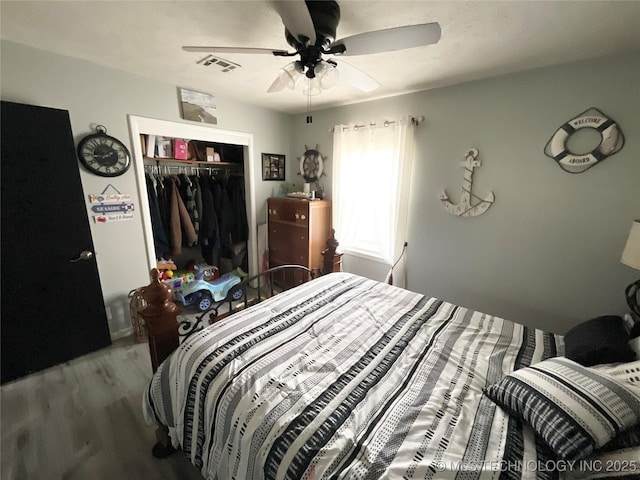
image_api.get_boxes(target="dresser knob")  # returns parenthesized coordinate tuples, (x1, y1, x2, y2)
(301, 215, 306, 220)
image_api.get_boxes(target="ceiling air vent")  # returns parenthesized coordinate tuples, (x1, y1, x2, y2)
(197, 55, 241, 73)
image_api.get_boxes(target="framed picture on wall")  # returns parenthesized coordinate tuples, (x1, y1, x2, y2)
(262, 153, 285, 181)
(178, 87, 218, 125)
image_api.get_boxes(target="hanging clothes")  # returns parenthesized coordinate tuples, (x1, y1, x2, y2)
(193, 175, 203, 237)
(178, 174, 200, 238)
(199, 174, 221, 265)
(169, 175, 198, 256)
(156, 175, 171, 251)
(227, 174, 249, 243)
(142, 163, 246, 267)
(211, 176, 235, 250)
(145, 173, 170, 258)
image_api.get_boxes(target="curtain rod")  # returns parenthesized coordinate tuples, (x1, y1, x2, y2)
(328, 115, 424, 133)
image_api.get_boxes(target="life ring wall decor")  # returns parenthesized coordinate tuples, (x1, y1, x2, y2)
(544, 107, 624, 173)
(440, 148, 495, 217)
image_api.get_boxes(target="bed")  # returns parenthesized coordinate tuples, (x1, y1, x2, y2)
(141, 271, 639, 480)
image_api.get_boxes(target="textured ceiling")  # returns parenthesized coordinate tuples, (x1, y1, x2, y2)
(1, 1, 639, 114)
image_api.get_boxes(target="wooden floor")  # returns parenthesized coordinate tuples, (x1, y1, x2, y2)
(1, 336, 202, 480)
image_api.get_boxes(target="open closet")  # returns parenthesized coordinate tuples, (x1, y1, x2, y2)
(128, 116, 257, 281)
(144, 160, 248, 274)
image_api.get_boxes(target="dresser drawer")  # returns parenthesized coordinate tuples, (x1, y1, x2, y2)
(269, 223, 308, 265)
(268, 200, 309, 226)
(269, 248, 309, 265)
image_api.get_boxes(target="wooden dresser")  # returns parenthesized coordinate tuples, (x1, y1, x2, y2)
(267, 197, 332, 277)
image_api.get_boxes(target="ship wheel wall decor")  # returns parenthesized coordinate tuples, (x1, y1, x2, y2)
(299, 145, 326, 182)
(440, 148, 495, 217)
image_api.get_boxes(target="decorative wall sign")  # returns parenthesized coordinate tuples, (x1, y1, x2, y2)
(88, 193, 132, 203)
(440, 148, 495, 217)
(93, 213, 134, 223)
(262, 153, 285, 181)
(544, 107, 624, 173)
(88, 185, 134, 223)
(90, 203, 135, 214)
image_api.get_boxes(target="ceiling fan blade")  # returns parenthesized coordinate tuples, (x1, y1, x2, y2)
(333, 60, 380, 93)
(182, 46, 287, 55)
(332, 23, 441, 56)
(271, 0, 316, 46)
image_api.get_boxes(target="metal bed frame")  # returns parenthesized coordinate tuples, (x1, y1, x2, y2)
(177, 264, 315, 342)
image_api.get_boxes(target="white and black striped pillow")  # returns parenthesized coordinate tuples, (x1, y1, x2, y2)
(601, 361, 640, 385)
(484, 356, 640, 461)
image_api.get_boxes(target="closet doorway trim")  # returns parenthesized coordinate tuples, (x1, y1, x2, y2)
(127, 115, 258, 278)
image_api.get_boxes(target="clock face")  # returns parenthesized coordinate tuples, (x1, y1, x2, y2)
(77, 132, 131, 177)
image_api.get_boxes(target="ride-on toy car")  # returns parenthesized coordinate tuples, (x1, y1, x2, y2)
(174, 270, 242, 312)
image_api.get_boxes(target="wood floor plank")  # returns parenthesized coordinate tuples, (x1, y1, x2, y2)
(1, 336, 202, 480)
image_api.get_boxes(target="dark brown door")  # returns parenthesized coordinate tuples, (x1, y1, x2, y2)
(1, 101, 111, 384)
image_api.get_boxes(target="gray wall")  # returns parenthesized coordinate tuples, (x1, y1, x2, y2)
(1, 40, 293, 337)
(3, 38, 638, 336)
(291, 51, 640, 333)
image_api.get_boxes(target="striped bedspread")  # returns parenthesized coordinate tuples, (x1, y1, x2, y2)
(143, 272, 562, 480)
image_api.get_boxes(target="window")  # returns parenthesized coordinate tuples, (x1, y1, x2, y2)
(332, 116, 415, 284)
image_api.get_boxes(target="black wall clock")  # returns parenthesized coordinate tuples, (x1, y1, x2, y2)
(77, 125, 131, 177)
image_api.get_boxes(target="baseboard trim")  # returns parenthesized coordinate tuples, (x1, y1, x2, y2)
(110, 327, 133, 341)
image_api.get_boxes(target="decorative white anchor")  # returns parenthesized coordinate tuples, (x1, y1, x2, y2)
(440, 148, 495, 217)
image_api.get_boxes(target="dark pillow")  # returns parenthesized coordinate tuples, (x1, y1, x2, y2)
(599, 424, 640, 453)
(630, 321, 640, 339)
(483, 356, 640, 461)
(564, 315, 636, 366)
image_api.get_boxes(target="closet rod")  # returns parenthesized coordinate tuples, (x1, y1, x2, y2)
(144, 163, 239, 173)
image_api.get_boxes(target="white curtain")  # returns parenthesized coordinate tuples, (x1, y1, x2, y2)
(332, 116, 415, 287)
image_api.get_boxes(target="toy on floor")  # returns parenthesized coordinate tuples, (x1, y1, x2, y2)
(158, 269, 175, 281)
(172, 267, 243, 312)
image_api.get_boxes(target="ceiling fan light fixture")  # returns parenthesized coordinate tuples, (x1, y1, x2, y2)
(303, 77, 322, 96)
(280, 61, 304, 90)
(267, 61, 303, 93)
(315, 60, 339, 90)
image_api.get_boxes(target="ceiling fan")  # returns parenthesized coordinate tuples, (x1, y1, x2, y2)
(183, 0, 441, 96)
